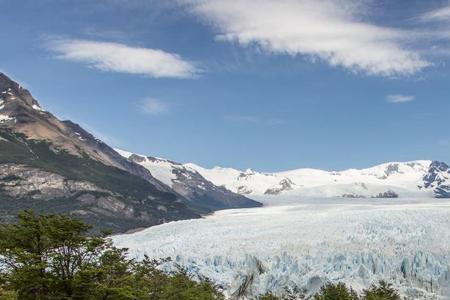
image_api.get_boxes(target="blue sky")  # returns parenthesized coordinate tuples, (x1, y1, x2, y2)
(1, 0, 450, 171)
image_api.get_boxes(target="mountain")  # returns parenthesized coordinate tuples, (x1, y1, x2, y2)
(186, 160, 450, 200)
(115, 149, 262, 211)
(0, 72, 200, 232)
(0, 73, 166, 189)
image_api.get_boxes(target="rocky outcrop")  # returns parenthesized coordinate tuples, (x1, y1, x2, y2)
(0, 161, 198, 232)
(423, 161, 450, 198)
(373, 190, 399, 198)
(264, 178, 296, 195)
(342, 193, 366, 198)
(0, 163, 106, 200)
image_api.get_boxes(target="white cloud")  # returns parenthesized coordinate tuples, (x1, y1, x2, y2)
(182, 0, 429, 77)
(141, 98, 169, 115)
(386, 94, 415, 103)
(420, 5, 450, 22)
(48, 39, 197, 78)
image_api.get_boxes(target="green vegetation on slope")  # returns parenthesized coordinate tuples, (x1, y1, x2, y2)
(0, 129, 171, 200)
(0, 129, 198, 231)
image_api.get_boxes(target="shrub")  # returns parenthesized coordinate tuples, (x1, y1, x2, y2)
(313, 283, 359, 300)
(363, 281, 401, 300)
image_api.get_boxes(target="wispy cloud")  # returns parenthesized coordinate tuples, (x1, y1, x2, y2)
(386, 94, 415, 104)
(141, 98, 169, 115)
(48, 39, 197, 78)
(181, 0, 429, 77)
(420, 5, 450, 23)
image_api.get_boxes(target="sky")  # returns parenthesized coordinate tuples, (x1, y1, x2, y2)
(1, 0, 450, 171)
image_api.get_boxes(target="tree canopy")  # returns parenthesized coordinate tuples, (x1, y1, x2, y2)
(0, 210, 223, 300)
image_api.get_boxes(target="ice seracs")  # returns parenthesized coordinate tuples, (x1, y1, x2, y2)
(113, 199, 450, 299)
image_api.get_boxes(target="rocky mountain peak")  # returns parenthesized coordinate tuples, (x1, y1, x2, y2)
(0, 73, 41, 109)
(0, 73, 22, 95)
(423, 161, 450, 198)
(0, 73, 169, 190)
(429, 161, 450, 172)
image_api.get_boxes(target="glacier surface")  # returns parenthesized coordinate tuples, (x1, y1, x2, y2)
(113, 198, 450, 299)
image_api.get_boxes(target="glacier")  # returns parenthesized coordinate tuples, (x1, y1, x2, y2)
(113, 198, 450, 299)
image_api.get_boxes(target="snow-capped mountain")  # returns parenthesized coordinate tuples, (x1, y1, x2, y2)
(186, 160, 450, 200)
(115, 149, 261, 211)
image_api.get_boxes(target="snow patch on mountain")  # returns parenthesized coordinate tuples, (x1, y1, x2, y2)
(115, 149, 262, 211)
(115, 148, 191, 187)
(187, 160, 450, 200)
(32, 104, 43, 111)
(0, 114, 14, 123)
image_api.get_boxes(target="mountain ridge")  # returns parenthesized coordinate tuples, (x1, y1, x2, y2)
(115, 149, 262, 211)
(184, 160, 450, 199)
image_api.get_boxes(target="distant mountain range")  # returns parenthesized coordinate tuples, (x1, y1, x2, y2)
(115, 150, 450, 202)
(186, 161, 450, 200)
(0, 73, 260, 232)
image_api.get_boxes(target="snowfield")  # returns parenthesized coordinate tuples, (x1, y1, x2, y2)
(186, 161, 450, 199)
(113, 199, 450, 299)
(116, 148, 450, 199)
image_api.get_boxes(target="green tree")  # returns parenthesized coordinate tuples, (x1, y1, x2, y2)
(257, 292, 280, 300)
(362, 281, 401, 300)
(313, 283, 359, 300)
(0, 211, 223, 300)
(159, 272, 223, 300)
(255, 287, 306, 300)
(0, 210, 111, 299)
(0, 287, 16, 300)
